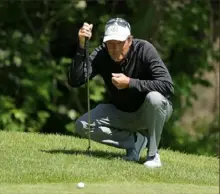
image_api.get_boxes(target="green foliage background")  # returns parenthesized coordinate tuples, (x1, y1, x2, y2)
(0, 0, 219, 156)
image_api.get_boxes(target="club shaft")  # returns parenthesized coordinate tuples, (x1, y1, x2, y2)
(85, 38, 91, 152)
(87, 75, 91, 149)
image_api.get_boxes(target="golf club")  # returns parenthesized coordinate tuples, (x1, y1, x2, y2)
(85, 37, 92, 156)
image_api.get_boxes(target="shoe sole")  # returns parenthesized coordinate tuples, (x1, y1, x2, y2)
(144, 164, 162, 168)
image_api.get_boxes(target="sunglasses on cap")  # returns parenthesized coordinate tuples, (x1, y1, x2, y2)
(106, 18, 131, 30)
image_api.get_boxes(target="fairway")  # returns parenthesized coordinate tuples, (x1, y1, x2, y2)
(0, 131, 219, 194)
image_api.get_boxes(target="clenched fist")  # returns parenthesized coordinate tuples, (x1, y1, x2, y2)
(78, 22, 93, 48)
(112, 73, 130, 90)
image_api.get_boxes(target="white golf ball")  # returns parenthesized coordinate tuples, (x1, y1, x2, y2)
(77, 182, 85, 189)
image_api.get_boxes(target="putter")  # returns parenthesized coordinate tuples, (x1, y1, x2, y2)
(85, 38, 92, 156)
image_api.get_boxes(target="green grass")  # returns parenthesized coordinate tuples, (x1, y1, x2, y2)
(0, 131, 219, 194)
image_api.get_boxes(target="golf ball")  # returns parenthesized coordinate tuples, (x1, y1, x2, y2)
(77, 182, 85, 189)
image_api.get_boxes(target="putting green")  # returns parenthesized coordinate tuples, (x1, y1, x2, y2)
(0, 183, 218, 194)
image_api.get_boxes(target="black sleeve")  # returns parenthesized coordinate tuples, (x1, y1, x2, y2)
(129, 43, 174, 98)
(68, 45, 101, 87)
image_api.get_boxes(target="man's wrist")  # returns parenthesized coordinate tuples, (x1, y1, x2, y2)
(128, 78, 137, 89)
(76, 45, 86, 56)
(126, 77, 131, 88)
(79, 41, 85, 48)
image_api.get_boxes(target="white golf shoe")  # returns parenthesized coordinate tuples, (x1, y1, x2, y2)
(122, 133, 147, 162)
(143, 153, 162, 168)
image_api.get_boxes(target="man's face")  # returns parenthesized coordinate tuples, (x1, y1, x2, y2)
(105, 39, 131, 62)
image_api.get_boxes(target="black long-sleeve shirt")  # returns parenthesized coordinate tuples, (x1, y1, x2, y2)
(68, 39, 174, 112)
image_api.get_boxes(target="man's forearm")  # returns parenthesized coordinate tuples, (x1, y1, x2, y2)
(129, 78, 174, 97)
(68, 47, 87, 87)
(68, 44, 100, 87)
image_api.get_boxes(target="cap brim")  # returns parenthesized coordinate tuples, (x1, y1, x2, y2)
(103, 35, 128, 42)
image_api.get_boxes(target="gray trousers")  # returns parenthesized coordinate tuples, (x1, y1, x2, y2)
(75, 91, 173, 156)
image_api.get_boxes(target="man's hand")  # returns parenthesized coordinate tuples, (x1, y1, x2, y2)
(78, 22, 93, 48)
(112, 73, 130, 90)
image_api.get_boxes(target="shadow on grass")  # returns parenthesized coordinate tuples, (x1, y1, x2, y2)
(40, 148, 124, 160)
(40, 148, 147, 165)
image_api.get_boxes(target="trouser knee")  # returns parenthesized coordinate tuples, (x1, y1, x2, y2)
(146, 91, 167, 109)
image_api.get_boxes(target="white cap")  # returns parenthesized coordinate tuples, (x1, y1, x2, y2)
(103, 20, 131, 42)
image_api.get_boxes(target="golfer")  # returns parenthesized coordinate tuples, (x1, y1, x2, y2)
(68, 18, 174, 168)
